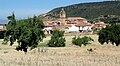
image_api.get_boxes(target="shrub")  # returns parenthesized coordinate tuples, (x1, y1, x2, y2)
(72, 36, 94, 47)
(98, 24, 120, 46)
(47, 30, 66, 47)
(0, 31, 6, 39)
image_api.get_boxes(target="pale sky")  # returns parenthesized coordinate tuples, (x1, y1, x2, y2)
(0, 0, 109, 20)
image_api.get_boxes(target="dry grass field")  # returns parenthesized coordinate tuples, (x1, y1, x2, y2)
(0, 34, 120, 66)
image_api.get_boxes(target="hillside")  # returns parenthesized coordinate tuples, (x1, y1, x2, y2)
(46, 1, 120, 19)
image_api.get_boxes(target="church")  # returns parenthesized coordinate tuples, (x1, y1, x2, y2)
(44, 8, 89, 31)
(59, 8, 88, 24)
(43, 8, 108, 33)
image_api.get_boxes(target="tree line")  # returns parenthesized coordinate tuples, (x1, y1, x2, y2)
(2, 13, 120, 53)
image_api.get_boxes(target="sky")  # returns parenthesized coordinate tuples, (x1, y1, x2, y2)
(0, 0, 109, 21)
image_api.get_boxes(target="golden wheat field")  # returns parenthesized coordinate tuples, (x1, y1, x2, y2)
(0, 34, 120, 66)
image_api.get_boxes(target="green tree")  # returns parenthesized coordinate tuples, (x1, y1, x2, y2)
(3, 14, 45, 53)
(0, 31, 6, 39)
(47, 30, 66, 47)
(99, 15, 120, 24)
(72, 36, 94, 47)
(98, 25, 120, 46)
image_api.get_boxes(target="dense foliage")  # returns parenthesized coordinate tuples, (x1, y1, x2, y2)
(89, 15, 120, 24)
(47, 1, 120, 19)
(47, 30, 66, 47)
(98, 25, 120, 46)
(0, 31, 6, 39)
(72, 36, 94, 47)
(3, 13, 45, 52)
(99, 15, 120, 24)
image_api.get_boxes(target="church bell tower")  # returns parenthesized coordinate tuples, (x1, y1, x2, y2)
(60, 8, 66, 19)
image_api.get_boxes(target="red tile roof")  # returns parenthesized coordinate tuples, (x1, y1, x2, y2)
(44, 22, 54, 26)
(75, 22, 88, 26)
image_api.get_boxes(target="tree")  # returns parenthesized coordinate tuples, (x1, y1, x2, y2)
(47, 30, 66, 47)
(99, 15, 120, 24)
(3, 13, 45, 53)
(72, 36, 94, 47)
(98, 25, 120, 46)
(0, 31, 6, 39)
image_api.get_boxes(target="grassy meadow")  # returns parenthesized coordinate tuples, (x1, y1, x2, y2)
(0, 34, 120, 66)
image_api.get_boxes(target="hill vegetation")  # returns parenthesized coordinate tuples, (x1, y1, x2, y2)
(46, 1, 120, 19)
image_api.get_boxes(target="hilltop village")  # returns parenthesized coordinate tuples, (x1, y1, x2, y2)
(41, 8, 108, 34)
(1, 1, 120, 66)
(0, 8, 108, 35)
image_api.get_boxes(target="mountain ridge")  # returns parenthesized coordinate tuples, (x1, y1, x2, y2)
(0, 19, 8, 24)
(45, 1, 120, 19)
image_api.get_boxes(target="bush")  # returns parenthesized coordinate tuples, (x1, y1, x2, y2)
(72, 36, 94, 47)
(47, 30, 66, 47)
(0, 31, 6, 39)
(98, 25, 120, 46)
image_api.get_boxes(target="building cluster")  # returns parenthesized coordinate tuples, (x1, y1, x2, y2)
(0, 24, 6, 31)
(43, 8, 108, 34)
(0, 8, 108, 34)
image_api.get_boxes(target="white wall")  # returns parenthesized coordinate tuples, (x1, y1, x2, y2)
(43, 27, 52, 31)
(68, 25, 79, 32)
(78, 26, 92, 31)
(0, 26, 4, 30)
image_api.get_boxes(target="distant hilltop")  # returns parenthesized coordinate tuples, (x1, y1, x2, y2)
(40, 1, 120, 19)
(0, 19, 8, 24)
